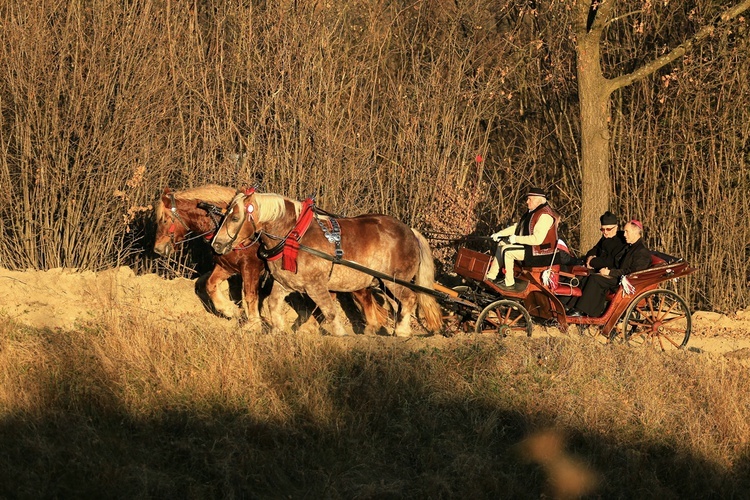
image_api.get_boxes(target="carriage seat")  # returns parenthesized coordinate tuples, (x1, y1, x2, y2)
(651, 253, 667, 267)
(525, 265, 584, 297)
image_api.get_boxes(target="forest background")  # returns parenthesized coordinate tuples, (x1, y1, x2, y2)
(1, 0, 748, 312)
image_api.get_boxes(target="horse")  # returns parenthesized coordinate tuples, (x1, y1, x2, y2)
(210, 190, 443, 337)
(153, 185, 387, 334)
(153, 185, 266, 327)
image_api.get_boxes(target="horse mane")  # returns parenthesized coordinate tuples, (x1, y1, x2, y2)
(172, 184, 237, 204)
(254, 192, 302, 223)
(155, 184, 237, 220)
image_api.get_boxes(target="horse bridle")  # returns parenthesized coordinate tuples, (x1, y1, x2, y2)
(222, 189, 259, 247)
(165, 193, 225, 247)
(166, 193, 191, 244)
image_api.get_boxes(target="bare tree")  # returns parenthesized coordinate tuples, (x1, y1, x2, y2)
(574, 0, 750, 248)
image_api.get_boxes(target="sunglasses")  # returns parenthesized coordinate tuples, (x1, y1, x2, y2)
(600, 226, 617, 232)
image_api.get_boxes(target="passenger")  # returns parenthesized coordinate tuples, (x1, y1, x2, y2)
(558, 211, 626, 308)
(568, 220, 651, 317)
(487, 186, 561, 292)
(584, 211, 627, 271)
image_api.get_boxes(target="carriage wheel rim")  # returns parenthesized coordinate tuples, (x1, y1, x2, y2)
(623, 289, 691, 350)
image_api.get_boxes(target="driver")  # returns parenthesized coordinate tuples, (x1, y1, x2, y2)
(486, 187, 560, 292)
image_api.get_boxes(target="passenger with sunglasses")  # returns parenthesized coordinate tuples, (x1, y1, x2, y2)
(583, 211, 627, 272)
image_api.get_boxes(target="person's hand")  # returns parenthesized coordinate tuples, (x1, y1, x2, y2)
(586, 255, 594, 269)
(600, 267, 610, 276)
(508, 234, 517, 244)
(491, 232, 502, 242)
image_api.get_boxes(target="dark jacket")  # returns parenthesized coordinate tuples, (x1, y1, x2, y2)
(609, 239, 652, 280)
(585, 231, 627, 271)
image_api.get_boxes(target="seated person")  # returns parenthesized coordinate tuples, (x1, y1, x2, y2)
(584, 211, 627, 272)
(569, 220, 651, 317)
(560, 211, 625, 304)
(487, 187, 562, 292)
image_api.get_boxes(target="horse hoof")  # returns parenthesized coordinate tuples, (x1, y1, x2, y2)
(243, 318, 263, 333)
(363, 325, 378, 336)
(328, 325, 350, 337)
(216, 308, 240, 320)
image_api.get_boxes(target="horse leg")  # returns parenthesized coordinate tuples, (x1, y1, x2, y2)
(240, 260, 266, 332)
(351, 288, 386, 336)
(305, 285, 349, 337)
(265, 281, 292, 333)
(205, 265, 240, 318)
(385, 284, 418, 337)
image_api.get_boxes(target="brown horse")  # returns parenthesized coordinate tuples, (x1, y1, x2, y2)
(211, 190, 443, 337)
(153, 185, 266, 327)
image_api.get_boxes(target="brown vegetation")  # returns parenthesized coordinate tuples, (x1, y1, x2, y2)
(0, 266, 749, 497)
(0, 0, 748, 311)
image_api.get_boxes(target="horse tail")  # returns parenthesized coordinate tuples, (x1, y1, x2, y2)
(411, 228, 443, 333)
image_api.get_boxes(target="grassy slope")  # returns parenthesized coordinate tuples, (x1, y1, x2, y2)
(1, 313, 749, 498)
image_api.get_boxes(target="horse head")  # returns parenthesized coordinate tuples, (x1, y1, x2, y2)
(211, 188, 257, 255)
(153, 188, 190, 257)
(154, 185, 233, 257)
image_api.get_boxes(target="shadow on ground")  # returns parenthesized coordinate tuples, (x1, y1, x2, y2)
(0, 326, 747, 499)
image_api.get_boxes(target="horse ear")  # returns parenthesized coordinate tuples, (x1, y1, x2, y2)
(161, 188, 172, 207)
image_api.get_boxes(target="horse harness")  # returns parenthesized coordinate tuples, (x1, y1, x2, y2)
(315, 213, 343, 260)
(167, 193, 191, 241)
(258, 199, 344, 276)
(166, 194, 231, 247)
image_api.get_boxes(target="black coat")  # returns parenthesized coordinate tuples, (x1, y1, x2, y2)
(609, 239, 652, 279)
(585, 231, 627, 271)
(574, 238, 652, 317)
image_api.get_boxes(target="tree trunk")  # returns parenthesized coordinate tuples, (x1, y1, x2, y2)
(576, 30, 612, 251)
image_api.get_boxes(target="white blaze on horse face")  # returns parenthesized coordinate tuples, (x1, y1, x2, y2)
(154, 202, 177, 256)
(228, 195, 248, 240)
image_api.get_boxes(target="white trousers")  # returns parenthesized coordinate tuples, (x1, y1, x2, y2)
(487, 243, 525, 285)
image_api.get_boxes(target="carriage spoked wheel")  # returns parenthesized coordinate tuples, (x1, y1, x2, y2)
(475, 300, 532, 337)
(611, 289, 692, 350)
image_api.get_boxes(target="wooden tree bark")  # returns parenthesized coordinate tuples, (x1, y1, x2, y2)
(572, 0, 750, 250)
(573, 0, 616, 250)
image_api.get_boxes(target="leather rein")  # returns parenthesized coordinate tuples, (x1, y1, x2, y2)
(166, 193, 225, 247)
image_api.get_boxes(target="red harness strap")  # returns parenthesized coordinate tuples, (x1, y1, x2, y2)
(267, 198, 315, 273)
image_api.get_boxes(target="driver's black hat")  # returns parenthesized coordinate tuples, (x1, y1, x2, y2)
(526, 187, 546, 198)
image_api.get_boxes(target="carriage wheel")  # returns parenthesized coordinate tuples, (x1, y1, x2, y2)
(475, 300, 532, 337)
(617, 289, 691, 350)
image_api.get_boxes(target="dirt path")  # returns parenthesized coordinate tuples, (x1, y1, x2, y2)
(1, 266, 749, 359)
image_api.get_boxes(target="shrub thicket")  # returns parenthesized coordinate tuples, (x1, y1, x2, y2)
(0, 0, 747, 311)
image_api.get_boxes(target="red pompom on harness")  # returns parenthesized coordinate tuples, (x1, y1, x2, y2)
(266, 198, 315, 273)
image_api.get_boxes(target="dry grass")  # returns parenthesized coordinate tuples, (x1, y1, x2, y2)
(1, 307, 749, 498)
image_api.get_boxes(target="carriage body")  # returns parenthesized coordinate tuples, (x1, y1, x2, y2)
(450, 247, 697, 349)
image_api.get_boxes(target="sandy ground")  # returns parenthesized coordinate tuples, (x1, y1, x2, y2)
(1, 266, 749, 360)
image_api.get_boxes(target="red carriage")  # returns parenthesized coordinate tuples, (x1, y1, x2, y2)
(443, 247, 697, 350)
